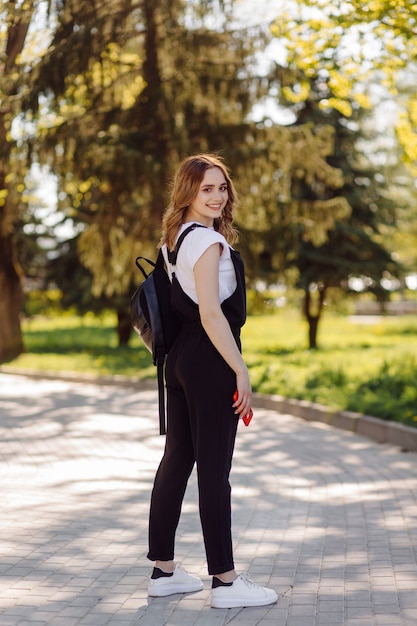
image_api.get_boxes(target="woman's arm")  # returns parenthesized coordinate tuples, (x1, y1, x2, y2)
(194, 243, 252, 418)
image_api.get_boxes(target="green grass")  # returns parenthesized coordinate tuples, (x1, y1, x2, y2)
(243, 312, 417, 427)
(11, 312, 155, 379)
(4, 310, 417, 428)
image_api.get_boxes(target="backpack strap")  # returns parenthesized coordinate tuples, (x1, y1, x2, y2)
(167, 223, 206, 265)
(135, 256, 156, 280)
(134, 251, 169, 435)
(155, 252, 167, 435)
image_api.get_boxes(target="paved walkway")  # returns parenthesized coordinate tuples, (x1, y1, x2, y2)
(0, 373, 416, 626)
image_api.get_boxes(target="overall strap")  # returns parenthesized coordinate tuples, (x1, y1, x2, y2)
(157, 361, 165, 435)
(167, 223, 206, 265)
(157, 223, 205, 436)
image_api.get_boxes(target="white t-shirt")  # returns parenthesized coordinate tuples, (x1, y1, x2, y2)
(162, 222, 237, 304)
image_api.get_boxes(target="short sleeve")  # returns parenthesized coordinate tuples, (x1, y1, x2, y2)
(181, 227, 229, 269)
(168, 223, 236, 304)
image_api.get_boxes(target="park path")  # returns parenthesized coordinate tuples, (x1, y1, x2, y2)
(0, 372, 416, 626)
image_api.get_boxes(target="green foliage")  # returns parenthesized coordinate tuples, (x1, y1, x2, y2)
(27, 0, 271, 300)
(16, 313, 153, 378)
(7, 311, 417, 427)
(268, 37, 405, 348)
(243, 312, 417, 426)
(24, 289, 63, 317)
(234, 123, 352, 285)
(3, 0, 417, 369)
(246, 287, 284, 315)
(347, 357, 417, 426)
(271, 0, 417, 173)
(23, 0, 356, 307)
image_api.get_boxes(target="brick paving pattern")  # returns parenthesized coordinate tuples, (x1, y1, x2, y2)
(0, 373, 416, 626)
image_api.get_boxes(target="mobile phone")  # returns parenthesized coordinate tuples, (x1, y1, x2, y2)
(233, 390, 253, 427)
(242, 408, 253, 427)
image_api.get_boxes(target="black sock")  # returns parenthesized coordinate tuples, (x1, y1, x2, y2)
(212, 576, 234, 589)
(151, 567, 174, 580)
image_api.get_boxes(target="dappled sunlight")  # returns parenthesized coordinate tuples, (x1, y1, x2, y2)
(1, 374, 417, 624)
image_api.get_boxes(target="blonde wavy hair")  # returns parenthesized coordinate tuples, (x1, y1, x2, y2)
(159, 153, 239, 251)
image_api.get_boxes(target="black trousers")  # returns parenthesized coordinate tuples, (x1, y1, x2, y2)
(147, 323, 239, 575)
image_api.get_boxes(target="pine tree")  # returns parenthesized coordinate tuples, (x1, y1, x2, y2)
(291, 89, 401, 348)
(26, 0, 269, 343)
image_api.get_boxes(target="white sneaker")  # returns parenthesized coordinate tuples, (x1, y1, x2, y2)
(148, 565, 203, 597)
(211, 572, 278, 608)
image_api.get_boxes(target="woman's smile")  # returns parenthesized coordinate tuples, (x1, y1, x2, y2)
(186, 167, 228, 226)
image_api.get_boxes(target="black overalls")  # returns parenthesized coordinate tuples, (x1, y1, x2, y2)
(147, 245, 246, 575)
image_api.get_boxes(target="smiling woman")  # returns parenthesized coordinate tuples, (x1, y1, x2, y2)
(145, 153, 278, 608)
(185, 167, 229, 226)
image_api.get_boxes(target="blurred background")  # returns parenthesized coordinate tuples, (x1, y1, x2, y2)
(1, 0, 416, 424)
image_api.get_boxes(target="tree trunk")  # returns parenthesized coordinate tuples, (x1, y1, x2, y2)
(117, 308, 132, 346)
(0, 7, 34, 362)
(308, 315, 319, 350)
(0, 233, 24, 361)
(302, 284, 326, 350)
(141, 0, 174, 228)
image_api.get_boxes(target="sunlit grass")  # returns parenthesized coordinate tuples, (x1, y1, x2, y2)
(242, 311, 417, 425)
(4, 310, 417, 427)
(11, 312, 155, 379)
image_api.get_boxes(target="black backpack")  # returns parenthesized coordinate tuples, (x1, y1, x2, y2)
(130, 223, 203, 434)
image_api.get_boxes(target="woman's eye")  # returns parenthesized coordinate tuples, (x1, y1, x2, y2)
(202, 186, 227, 192)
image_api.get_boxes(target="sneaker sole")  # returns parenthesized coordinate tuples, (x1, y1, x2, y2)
(211, 593, 278, 609)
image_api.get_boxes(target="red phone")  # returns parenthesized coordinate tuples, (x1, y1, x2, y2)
(233, 391, 253, 427)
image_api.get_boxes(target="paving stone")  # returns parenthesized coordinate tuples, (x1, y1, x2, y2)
(1, 372, 417, 626)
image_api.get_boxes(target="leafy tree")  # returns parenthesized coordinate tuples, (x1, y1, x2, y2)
(25, 0, 357, 343)
(294, 123, 402, 349)
(43, 231, 134, 344)
(5, 0, 399, 358)
(0, 0, 39, 360)
(25, 0, 273, 343)
(14, 188, 55, 294)
(287, 98, 403, 349)
(225, 119, 352, 289)
(269, 1, 415, 348)
(271, 0, 417, 172)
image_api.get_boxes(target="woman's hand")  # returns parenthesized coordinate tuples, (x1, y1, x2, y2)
(233, 368, 252, 419)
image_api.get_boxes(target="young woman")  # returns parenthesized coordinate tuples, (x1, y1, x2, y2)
(147, 154, 277, 609)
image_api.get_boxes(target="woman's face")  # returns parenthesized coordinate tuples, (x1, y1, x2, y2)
(185, 167, 228, 227)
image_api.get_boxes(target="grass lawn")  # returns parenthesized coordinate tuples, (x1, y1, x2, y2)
(5, 310, 417, 428)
